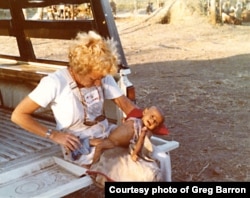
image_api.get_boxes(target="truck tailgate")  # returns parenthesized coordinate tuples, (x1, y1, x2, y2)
(0, 108, 94, 197)
(0, 108, 61, 173)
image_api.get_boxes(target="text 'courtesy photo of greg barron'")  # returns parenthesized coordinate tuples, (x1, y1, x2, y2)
(105, 182, 249, 197)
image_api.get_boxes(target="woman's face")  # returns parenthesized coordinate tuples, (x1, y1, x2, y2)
(73, 71, 103, 88)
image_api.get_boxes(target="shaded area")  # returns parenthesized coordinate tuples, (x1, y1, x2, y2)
(129, 53, 250, 181)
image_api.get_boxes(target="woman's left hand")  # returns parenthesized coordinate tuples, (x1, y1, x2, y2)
(50, 130, 81, 152)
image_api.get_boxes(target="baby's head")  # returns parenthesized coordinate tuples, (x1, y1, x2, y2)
(141, 106, 164, 131)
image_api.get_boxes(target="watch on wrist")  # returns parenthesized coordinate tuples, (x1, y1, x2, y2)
(46, 129, 53, 138)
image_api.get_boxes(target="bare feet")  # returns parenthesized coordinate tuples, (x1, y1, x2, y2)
(81, 164, 91, 169)
(89, 138, 103, 146)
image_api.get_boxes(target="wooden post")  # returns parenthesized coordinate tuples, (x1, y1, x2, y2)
(210, 0, 217, 24)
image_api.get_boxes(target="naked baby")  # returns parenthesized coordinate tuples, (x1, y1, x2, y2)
(91, 105, 166, 163)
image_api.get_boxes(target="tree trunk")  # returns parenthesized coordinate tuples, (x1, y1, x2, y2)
(210, 0, 217, 24)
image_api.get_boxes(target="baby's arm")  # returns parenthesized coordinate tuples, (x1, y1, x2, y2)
(131, 127, 148, 161)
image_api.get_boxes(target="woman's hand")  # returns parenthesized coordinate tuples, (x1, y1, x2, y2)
(50, 130, 81, 152)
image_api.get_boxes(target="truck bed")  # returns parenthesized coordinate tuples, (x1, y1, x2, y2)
(0, 108, 61, 173)
(0, 108, 104, 198)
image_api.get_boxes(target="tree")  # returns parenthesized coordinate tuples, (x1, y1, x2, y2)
(210, 0, 217, 24)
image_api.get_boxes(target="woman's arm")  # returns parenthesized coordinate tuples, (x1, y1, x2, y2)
(113, 95, 138, 115)
(11, 96, 80, 151)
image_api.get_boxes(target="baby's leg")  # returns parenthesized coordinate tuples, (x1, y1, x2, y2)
(90, 120, 135, 163)
(91, 138, 115, 163)
(108, 119, 134, 147)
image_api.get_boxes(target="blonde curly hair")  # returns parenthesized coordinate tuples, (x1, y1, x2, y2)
(68, 31, 120, 76)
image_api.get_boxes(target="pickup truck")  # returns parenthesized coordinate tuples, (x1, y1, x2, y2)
(0, 1, 179, 197)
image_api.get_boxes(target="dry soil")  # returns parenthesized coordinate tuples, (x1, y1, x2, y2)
(116, 13, 250, 182)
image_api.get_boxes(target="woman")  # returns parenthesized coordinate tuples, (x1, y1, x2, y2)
(11, 31, 137, 167)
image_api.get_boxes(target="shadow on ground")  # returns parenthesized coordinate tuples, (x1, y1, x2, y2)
(129, 53, 250, 181)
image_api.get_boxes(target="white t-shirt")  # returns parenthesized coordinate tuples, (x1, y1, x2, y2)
(29, 68, 123, 165)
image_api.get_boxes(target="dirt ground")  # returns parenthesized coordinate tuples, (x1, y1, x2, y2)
(65, 11, 250, 197)
(115, 13, 250, 182)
